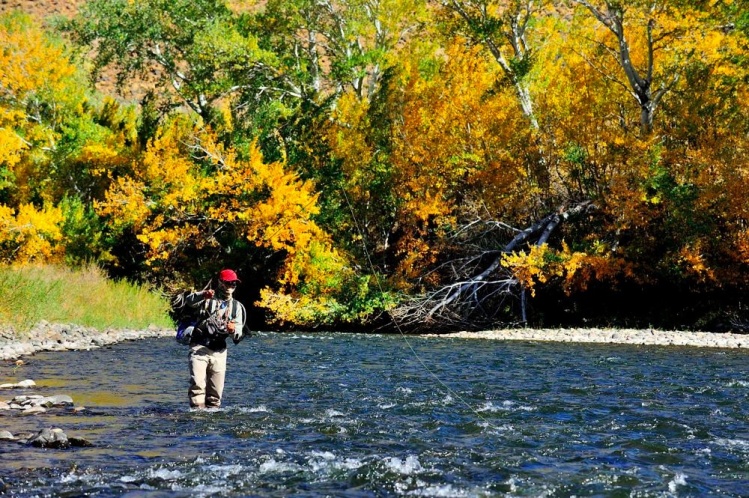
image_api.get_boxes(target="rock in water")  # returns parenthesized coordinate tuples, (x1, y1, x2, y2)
(28, 428, 70, 449)
(41, 395, 74, 407)
(69, 436, 94, 447)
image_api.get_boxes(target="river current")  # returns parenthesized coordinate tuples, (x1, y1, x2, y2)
(1, 332, 748, 497)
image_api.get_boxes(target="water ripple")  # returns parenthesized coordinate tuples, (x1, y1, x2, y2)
(1, 333, 748, 496)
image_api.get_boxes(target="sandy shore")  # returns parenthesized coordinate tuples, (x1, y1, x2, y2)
(428, 328, 748, 349)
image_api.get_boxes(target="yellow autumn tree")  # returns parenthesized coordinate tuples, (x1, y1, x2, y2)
(538, 1, 749, 292)
(373, 1, 748, 329)
(389, 40, 532, 279)
(0, 12, 92, 204)
(327, 38, 532, 289)
(0, 13, 119, 267)
(96, 117, 363, 325)
(0, 203, 65, 264)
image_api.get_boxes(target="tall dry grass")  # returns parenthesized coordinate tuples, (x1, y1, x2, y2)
(0, 265, 172, 335)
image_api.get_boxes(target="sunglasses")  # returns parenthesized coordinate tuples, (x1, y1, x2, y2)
(220, 280, 238, 288)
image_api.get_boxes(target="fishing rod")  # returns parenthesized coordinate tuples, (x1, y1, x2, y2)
(229, 175, 505, 428)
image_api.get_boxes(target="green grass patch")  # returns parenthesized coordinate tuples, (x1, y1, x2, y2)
(0, 264, 172, 336)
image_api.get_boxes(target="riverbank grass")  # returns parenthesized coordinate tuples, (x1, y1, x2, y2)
(0, 265, 172, 335)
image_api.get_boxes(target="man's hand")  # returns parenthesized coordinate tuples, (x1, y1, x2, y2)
(226, 321, 236, 333)
(203, 289, 215, 300)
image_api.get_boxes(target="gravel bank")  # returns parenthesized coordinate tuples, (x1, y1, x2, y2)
(0, 321, 173, 361)
(430, 328, 748, 348)
(2, 324, 746, 360)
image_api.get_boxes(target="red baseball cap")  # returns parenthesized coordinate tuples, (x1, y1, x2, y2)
(218, 269, 241, 283)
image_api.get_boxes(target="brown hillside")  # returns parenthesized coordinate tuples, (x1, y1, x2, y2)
(1, 0, 256, 102)
(0, 0, 84, 20)
(0, 0, 255, 20)
(1, 0, 145, 100)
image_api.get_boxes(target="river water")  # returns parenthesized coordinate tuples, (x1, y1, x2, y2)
(1, 332, 748, 497)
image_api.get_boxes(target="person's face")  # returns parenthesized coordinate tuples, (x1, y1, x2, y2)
(219, 279, 238, 295)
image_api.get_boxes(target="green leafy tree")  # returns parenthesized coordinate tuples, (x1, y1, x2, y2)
(68, 0, 274, 125)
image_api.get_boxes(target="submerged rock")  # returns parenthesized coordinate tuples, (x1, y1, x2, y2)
(0, 379, 36, 389)
(69, 436, 94, 447)
(20, 406, 47, 415)
(28, 428, 69, 448)
(40, 395, 74, 407)
(24, 428, 92, 448)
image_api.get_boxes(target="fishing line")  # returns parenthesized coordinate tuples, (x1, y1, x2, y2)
(340, 188, 502, 430)
(233, 171, 501, 428)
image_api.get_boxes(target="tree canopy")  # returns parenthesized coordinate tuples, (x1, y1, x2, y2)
(1, 0, 747, 331)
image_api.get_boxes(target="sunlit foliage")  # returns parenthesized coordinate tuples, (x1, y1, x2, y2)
(1, 0, 747, 329)
(0, 203, 65, 264)
(95, 117, 383, 324)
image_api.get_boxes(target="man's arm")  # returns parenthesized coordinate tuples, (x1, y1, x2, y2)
(230, 301, 244, 328)
(230, 301, 245, 342)
(185, 289, 214, 307)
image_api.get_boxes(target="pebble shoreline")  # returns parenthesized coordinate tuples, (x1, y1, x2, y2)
(1, 323, 747, 360)
(0, 321, 173, 361)
(431, 328, 748, 348)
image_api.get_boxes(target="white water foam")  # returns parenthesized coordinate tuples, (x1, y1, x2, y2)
(307, 450, 363, 472)
(715, 438, 749, 453)
(405, 483, 472, 497)
(285, 334, 334, 340)
(384, 455, 424, 475)
(59, 472, 81, 484)
(668, 472, 687, 493)
(727, 380, 749, 388)
(147, 467, 184, 480)
(478, 400, 535, 412)
(206, 464, 244, 478)
(237, 404, 270, 413)
(478, 421, 514, 433)
(179, 482, 232, 496)
(439, 395, 455, 405)
(506, 476, 520, 493)
(258, 458, 303, 474)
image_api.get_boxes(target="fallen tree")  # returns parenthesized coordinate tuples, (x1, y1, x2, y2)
(390, 201, 595, 332)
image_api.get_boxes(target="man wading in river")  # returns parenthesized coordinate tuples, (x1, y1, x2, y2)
(183, 269, 245, 409)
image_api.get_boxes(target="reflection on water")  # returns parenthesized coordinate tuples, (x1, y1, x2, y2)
(1, 332, 748, 496)
(74, 390, 132, 407)
(28, 377, 67, 389)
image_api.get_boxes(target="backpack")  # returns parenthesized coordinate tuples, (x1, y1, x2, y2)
(171, 290, 207, 345)
(171, 290, 251, 345)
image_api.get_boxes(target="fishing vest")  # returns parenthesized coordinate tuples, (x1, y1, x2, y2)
(190, 298, 243, 352)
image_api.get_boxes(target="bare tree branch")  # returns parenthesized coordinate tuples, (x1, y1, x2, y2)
(390, 202, 594, 332)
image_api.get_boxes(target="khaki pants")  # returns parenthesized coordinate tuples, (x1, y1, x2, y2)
(188, 345, 227, 408)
